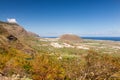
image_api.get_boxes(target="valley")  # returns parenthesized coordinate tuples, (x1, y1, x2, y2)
(0, 21, 120, 80)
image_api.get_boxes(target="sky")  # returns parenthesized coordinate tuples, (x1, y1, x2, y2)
(0, 0, 120, 37)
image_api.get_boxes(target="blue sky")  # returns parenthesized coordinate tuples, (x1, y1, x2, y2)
(0, 0, 120, 37)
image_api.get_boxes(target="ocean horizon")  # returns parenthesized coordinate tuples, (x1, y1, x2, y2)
(42, 36, 120, 41)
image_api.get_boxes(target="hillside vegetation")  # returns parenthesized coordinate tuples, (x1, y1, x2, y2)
(0, 21, 120, 80)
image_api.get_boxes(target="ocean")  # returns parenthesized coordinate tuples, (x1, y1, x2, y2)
(81, 37, 120, 41)
(43, 37, 120, 41)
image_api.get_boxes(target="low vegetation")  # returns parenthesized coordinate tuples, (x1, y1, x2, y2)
(0, 46, 120, 80)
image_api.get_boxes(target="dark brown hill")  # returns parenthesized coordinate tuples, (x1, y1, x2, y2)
(59, 34, 82, 42)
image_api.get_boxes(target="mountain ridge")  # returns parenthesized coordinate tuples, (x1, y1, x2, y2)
(0, 20, 38, 54)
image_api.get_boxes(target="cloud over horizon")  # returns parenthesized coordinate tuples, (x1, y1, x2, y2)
(7, 18, 17, 23)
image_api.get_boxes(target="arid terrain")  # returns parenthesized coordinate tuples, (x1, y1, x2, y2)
(0, 21, 120, 80)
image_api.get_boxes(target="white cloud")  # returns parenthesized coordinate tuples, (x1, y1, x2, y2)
(7, 18, 17, 23)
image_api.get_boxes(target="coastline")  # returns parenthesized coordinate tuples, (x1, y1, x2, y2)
(41, 36, 120, 41)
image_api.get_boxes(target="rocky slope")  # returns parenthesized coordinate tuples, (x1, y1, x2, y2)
(0, 21, 37, 54)
(0, 21, 28, 38)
